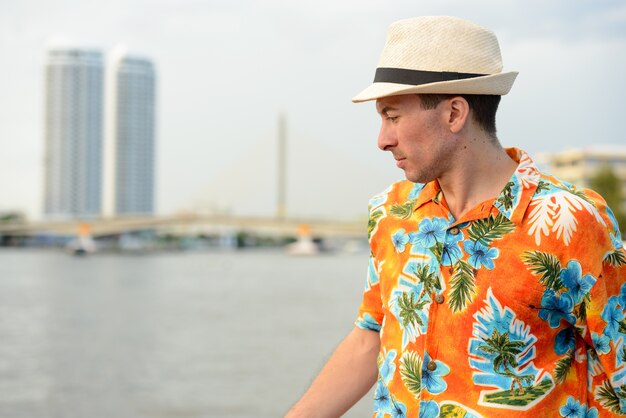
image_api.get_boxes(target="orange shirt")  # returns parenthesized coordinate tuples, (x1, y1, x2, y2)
(356, 148, 626, 417)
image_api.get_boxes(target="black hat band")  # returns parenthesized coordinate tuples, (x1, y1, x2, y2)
(374, 67, 487, 85)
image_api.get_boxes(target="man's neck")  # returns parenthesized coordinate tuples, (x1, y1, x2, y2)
(437, 135, 517, 221)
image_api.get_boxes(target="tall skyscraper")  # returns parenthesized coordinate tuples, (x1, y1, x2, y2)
(43, 48, 104, 218)
(104, 49, 156, 216)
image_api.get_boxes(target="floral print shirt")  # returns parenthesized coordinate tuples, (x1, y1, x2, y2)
(356, 148, 626, 417)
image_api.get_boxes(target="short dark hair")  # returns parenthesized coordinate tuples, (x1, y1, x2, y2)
(418, 94, 501, 137)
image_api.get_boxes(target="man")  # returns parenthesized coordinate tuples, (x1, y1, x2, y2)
(287, 16, 626, 417)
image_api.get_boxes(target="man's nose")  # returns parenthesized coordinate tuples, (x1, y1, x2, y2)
(377, 124, 397, 151)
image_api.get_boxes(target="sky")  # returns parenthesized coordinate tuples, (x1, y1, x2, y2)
(1, 0, 625, 221)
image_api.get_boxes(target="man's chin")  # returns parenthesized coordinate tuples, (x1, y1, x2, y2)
(405, 171, 434, 184)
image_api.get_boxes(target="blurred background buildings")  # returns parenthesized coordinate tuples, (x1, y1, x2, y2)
(43, 48, 104, 218)
(105, 48, 156, 217)
(43, 46, 156, 220)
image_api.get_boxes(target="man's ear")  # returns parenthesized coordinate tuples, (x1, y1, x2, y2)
(447, 96, 470, 134)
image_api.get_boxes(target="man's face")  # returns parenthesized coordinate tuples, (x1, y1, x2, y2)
(376, 94, 454, 184)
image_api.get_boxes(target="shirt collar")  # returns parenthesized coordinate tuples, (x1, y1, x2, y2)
(493, 148, 540, 225)
(411, 148, 540, 225)
(414, 180, 442, 210)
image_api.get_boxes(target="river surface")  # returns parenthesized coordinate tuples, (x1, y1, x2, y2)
(0, 248, 374, 417)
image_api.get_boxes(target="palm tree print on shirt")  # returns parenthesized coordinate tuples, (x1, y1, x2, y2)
(469, 288, 554, 409)
(477, 328, 533, 395)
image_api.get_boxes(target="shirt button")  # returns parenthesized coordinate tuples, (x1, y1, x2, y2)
(427, 361, 437, 371)
(449, 226, 460, 235)
(435, 294, 445, 304)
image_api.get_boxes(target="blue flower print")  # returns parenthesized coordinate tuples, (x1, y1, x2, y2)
(418, 400, 440, 418)
(390, 400, 407, 418)
(421, 352, 450, 394)
(606, 206, 624, 244)
(379, 350, 397, 385)
(373, 381, 392, 417)
(617, 397, 626, 416)
(560, 260, 596, 304)
(601, 296, 625, 340)
(611, 232, 624, 251)
(409, 218, 447, 248)
(367, 257, 379, 286)
(583, 405, 599, 418)
(464, 240, 499, 270)
(440, 230, 463, 266)
(357, 313, 382, 332)
(392, 229, 410, 253)
(592, 332, 611, 355)
(618, 283, 626, 311)
(408, 183, 426, 200)
(539, 290, 576, 328)
(560, 396, 582, 417)
(555, 327, 575, 355)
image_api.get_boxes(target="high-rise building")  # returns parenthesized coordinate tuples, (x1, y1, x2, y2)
(104, 49, 156, 216)
(43, 48, 103, 218)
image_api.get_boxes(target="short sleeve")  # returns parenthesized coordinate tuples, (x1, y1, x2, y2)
(355, 255, 383, 332)
(355, 193, 389, 333)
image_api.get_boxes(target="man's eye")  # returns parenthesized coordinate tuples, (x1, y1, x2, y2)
(386, 116, 398, 122)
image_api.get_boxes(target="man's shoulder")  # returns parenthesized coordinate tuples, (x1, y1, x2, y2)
(527, 169, 621, 251)
(368, 180, 425, 213)
(532, 170, 610, 214)
(366, 180, 426, 243)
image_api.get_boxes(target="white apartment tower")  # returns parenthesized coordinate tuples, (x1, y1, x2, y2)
(44, 48, 103, 218)
(104, 49, 156, 216)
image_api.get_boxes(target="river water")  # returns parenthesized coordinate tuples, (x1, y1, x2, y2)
(0, 248, 374, 417)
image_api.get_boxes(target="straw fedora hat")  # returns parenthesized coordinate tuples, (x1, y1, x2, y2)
(352, 16, 518, 103)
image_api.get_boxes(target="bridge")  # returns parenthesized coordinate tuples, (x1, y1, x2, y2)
(5, 116, 373, 243)
(0, 214, 367, 239)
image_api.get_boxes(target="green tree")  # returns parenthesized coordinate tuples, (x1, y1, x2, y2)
(590, 165, 625, 235)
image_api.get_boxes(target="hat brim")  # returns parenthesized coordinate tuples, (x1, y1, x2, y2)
(352, 71, 518, 103)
